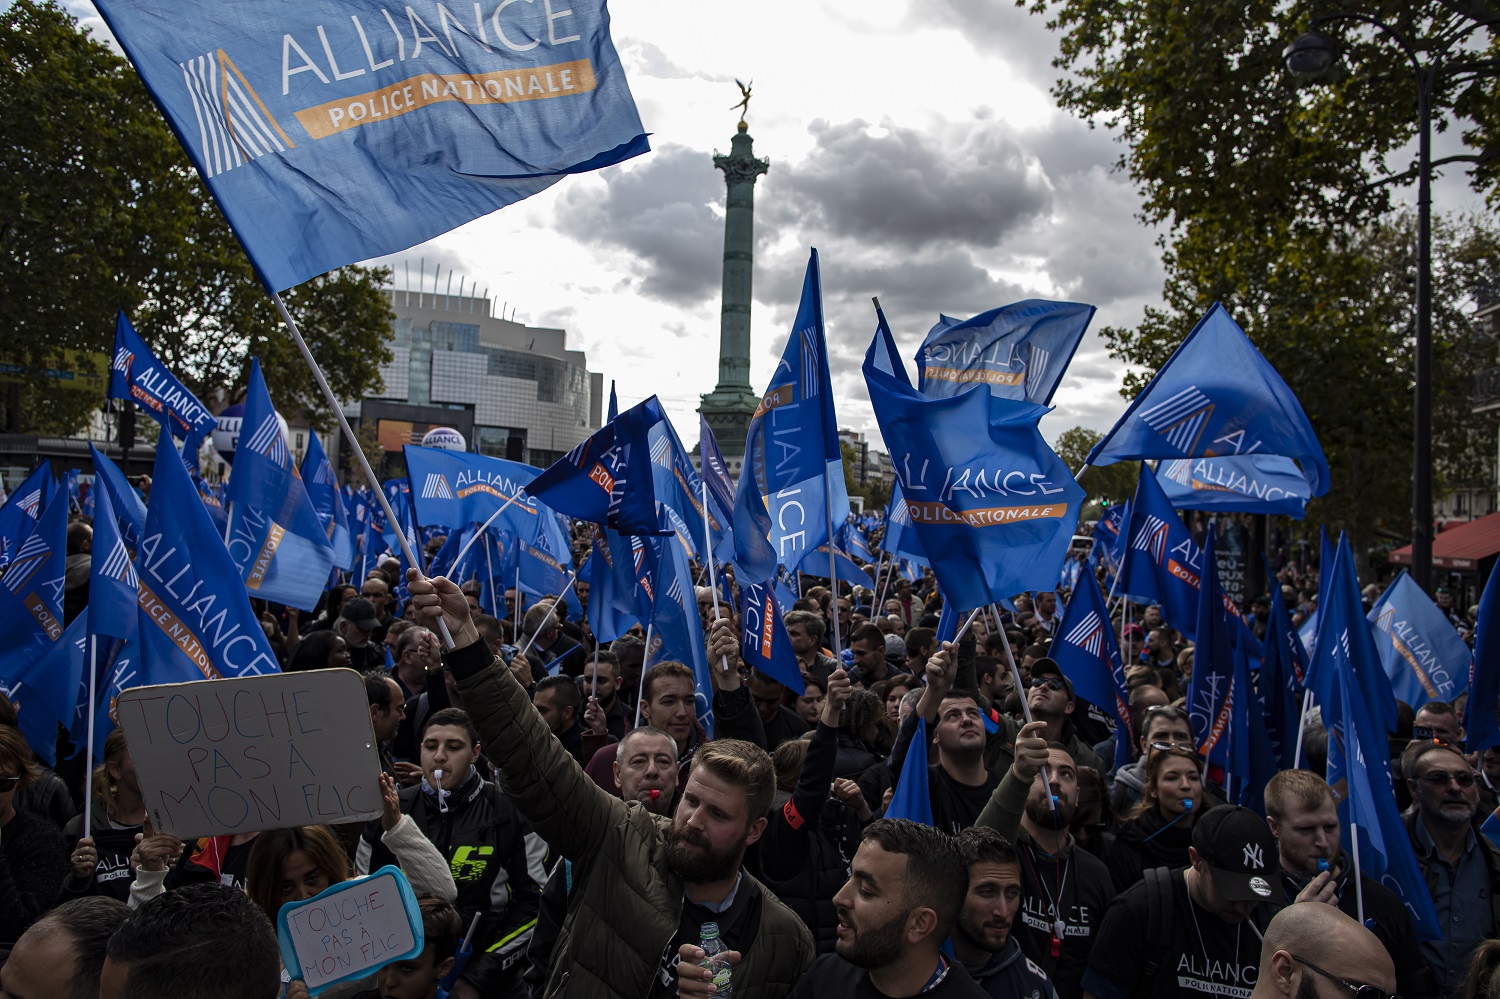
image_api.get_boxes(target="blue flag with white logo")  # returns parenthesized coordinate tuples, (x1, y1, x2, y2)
(864, 304, 1084, 611)
(734, 250, 849, 583)
(0, 462, 54, 571)
(697, 415, 737, 519)
(224, 359, 336, 611)
(1465, 566, 1500, 754)
(650, 415, 733, 566)
(0, 488, 68, 668)
(527, 396, 671, 537)
(839, 522, 875, 566)
(1308, 535, 1399, 736)
(108, 312, 218, 444)
(1187, 530, 1237, 770)
(89, 445, 147, 549)
(1324, 628, 1442, 940)
(1052, 570, 1133, 772)
(89, 478, 141, 649)
(1156, 455, 1313, 518)
(1087, 303, 1330, 496)
(1120, 465, 1204, 640)
(301, 430, 355, 570)
(1368, 572, 1469, 710)
(404, 445, 543, 536)
(516, 513, 572, 601)
(886, 717, 934, 826)
(917, 300, 1095, 406)
(641, 534, 713, 738)
(879, 481, 930, 567)
(739, 581, 805, 694)
(92, 0, 649, 293)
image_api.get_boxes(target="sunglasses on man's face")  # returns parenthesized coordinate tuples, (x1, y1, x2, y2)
(0, 774, 20, 793)
(1149, 741, 1195, 754)
(1292, 955, 1401, 999)
(1029, 676, 1065, 692)
(1416, 769, 1476, 788)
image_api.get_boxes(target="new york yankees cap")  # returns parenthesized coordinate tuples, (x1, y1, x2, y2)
(1191, 805, 1279, 901)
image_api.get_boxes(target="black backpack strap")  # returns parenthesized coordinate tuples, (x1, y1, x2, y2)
(1134, 867, 1174, 999)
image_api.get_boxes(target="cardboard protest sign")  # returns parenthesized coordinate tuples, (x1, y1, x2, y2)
(277, 866, 424, 995)
(116, 669, 382, 838)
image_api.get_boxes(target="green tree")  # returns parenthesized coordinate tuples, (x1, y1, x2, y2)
(1054, 426, 1140, 509)
(0, 1, 391, 436)
(1022, 0, 1500, 546)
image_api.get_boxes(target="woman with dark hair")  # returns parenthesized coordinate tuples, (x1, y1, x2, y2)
(1107, 746, 1204, 891)
(286, 629, 352, 672)
(793, 677, 826, 726)
(0, 725, 69, 952)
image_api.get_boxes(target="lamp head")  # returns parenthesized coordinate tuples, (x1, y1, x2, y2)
(1284, 30, 1338, 81)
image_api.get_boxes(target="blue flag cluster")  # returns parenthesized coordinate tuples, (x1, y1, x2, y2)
(1051, 571, 1133, 772)
(1119, 465, 1204, 639)
(527, 396, 671, 537)
(92, 0, 649, 292)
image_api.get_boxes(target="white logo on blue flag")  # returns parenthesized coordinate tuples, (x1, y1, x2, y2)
(1137, 386, 1214, 454)
(180, 49, 292, 178)
(1063, 611, 1106, 658)
(420, 473, 454, 500)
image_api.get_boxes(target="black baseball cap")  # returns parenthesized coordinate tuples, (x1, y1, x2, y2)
(1029, 658, 1074, 698)
(340, 597, 381, 632)
(1191, 805, 1278, 901)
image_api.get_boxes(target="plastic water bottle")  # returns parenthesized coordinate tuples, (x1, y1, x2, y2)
(697, 922, 733, 998)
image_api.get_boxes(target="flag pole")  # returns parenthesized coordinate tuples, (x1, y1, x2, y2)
(269, 291, 453, 649)
(1292, 689, 1315, 768)
(516, 571, 579, 660)
(635, 623, 654, 728)
(484, 534, 499, 618)
(1350, 821, 1366, 924)
(995, 604, 1061, 821)
(702, 481, 730, 675)
(876, 557, 895, 621)
(450, 492, 524, 569)
(826, 513, 842, 661)
(83, 635, 97, 835)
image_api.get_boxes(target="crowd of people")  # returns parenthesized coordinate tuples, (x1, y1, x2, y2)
(2, 510, 1498, 999)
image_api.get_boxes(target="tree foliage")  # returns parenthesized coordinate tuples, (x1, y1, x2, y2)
(0, 0, 392, 436)
(1053, 425, 1140, 507)
(1024, 0, 1500, 545)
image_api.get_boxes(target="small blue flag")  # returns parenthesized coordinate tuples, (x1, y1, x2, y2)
(886, 717, 934, 825)
(1187, 529, 1238, 771)
(0, 462, 54, 570)
(0, 489, 68, 664)
(0, 613, 89, 766)
(697, 415, 737, 521)
(88, 477, 141, 648)
(1052, 570, 1133, 772)
(89, 446, 146, 548)
(302, 430, 355, 570)
(1309, 535, 1399, 736)
(739, 581, 805, 694)
(1120, 465, 1204, 640)
(527, 396, 672, 537)
(403, 445, 543, 536)
(427, 525, 478, 584)
(733, 250, 849, 582)
(580, 527, 636, 643)
(797, 543, 874, 590)
(224, 359, 336, 611)
(863, 304, 1084, 611)
(917, 300, 1095, 406)
(1157, 455, 1313, 518)
(1367, 572, 1469, 710)
(92, 0, 649, 293)
(1466, 565, 1500, 754)
(108, 312, 218, 444)
(1087, 303, 1330, 496)
(648, 416, 730, 565)
(641, 535, 713, 738)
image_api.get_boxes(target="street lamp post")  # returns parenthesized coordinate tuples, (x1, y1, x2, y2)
(1283, 16, 1437, 592)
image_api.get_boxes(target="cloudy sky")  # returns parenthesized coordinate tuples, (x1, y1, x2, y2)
(61, 0, 1485, 456)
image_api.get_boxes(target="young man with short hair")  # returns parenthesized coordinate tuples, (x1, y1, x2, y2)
(408, 576, 812, 999)
(849, 623, 904, 688)
(533, 674, 586, 765)
(953, 827, 1058, 999)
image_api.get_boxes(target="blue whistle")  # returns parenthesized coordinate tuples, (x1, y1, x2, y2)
(1182, 798, 1194, 811)
(1317, 857, 1330, 873)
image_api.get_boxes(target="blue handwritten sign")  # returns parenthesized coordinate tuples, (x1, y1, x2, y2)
(116, 670, 383, 837)
(277, 866, 424, 995)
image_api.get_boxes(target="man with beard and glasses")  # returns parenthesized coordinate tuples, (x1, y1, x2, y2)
(782, 819, 988, 999)
(1247, 902, 1396, 999)
(1400, 740, 1500, 998)
(976, 736, 1114, 999)
(405, 573, 813, 999)
(953, 827, 1058, 999)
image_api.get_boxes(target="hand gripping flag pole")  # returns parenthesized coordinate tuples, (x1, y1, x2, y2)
(703, 481, 731, 676)
(269, 292, 454, 649)
(994, 605, 1061, 821)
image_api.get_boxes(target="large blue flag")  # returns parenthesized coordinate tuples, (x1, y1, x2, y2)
(917, 300, 1095, 406)
(91, 440, 281, 754)
(89, 445, 147, 548)
(92, 0, 649, 293)
(739, 580, 805, 694)
(89, 477, 141, 651)
(1087, 303, 1330, 496)
(0, 462, 54, 570)
(734, 250, 849, 583)
(579, 527, 636, 643)
(1119, 464, 1204, 639)
(864, 304, 1084, 611)
(1309, 535, 1399, 736)
(224, 359, 336, 610)
(1368, 572, 1469, 710)
(404, 445, 543, 536)
(301, 430, 355, 570)
(108, 312, 217, 443)
(0, 489, 68, 665)
(886, 717, 934, 825)
(1187, 529, 1238, 771)
(642, 534, 713, 738)
(1157, 455, 1312, 518)
(1052, 570, 1133, 772)
(527, 396, 671, 537)
(1466, 565, 1500, 754)
(878, 481, 930, 566)
(1324, 629, 1443, 940)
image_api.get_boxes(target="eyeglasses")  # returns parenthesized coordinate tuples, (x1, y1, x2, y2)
(0, 775, 20, 792)
(1149, 741, 1196, 754)
(1291, 955, 1401, 999)
(1029, 676, 1065, 692)
(1417, 769, 1476, 788)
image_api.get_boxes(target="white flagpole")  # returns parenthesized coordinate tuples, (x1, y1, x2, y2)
(635, 623, 654, 728)
(83, 634, 97, 835)
(269, 292, 453, 648)
(516, 571, 578, 660)
(994, 605, 1061, 820)
(483, 532, 499, 618)
(1350, 821, 1366, 924)
(450, 492, 524, 568)
(702, 481, 730, 675)
(1293, 689, 1315, 768)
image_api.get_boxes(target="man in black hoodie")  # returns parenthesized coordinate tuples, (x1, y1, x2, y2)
(953, 826, 1059, 999)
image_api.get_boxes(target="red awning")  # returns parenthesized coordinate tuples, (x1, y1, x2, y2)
(1389, 511, 1500, 570)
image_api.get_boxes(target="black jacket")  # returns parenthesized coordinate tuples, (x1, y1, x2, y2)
(1108, 806, 1196, 892)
